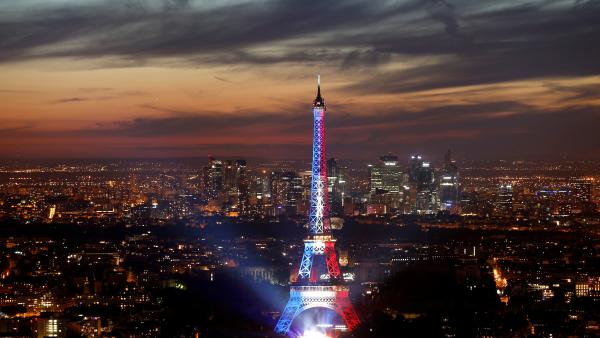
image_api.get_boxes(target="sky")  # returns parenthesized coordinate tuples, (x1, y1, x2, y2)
(0, 0, 599, 161)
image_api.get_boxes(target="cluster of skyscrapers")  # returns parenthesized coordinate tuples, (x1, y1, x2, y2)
(367, 150, 460, 215)
(200, 157, 250, 216)
(198, 151, 461, 220)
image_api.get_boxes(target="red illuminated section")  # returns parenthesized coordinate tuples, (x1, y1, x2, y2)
(325, 241, 341, 279)
(335, 288, 361, 331)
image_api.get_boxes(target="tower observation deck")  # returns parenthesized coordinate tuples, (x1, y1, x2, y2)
(275, 76, 360, 336)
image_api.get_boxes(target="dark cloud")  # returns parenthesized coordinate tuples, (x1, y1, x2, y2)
(1, 1, 598, 159)
(54, 97, 86, 103)
(118, 143, 310, 159)
(1, 1, 598, 90)
(3, 99, 596, 159)
(78, 87, 113, 92)
(86, 110, 308, 138)
(422, 107, 600, 160)
(0, 124, 32, 134)
(425, 0, 460, 36)
(345, 3, 600, 92)
(59, 100, 527, 139)
(329, 104, 600, 160)
(213, 76, 232, 83)
(340, 49, 392, 69)
(3, 0, 597, 92)
(0, 0, 409, 63)
(52, 96, 115, 103)
(118, 104, 599, 160)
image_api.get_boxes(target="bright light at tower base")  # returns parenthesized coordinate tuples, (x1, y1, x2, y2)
(300, 329, 330, 338)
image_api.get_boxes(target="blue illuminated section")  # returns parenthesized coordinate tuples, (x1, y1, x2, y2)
(275, 296, 302, 334)
(298, 241, 315, 280)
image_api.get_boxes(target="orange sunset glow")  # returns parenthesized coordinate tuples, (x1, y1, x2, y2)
(1, 0, 599, 159)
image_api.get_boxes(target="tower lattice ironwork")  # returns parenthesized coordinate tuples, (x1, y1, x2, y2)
(275, 75, 360, 335)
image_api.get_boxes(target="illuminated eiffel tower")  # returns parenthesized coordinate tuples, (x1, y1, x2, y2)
(275, 76, 360, 336)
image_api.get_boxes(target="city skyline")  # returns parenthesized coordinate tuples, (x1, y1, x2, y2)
(1, 0, 599, 160)
(0, 80, 598, 337)
(1, 2, 600, 336)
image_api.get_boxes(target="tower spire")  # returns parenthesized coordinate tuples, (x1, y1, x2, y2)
(313, 73, 325, 108)
(317, 73, 320, 96)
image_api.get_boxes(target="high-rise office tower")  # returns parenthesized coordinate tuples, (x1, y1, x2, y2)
(409, 155, 439, 214)
(564, 178, 594, 214)
(408, 154, 424, 183)
(248, 169, 271, 216)
(369, 154, 404, 213)
(202, 158, 248, 215)
(270, 171, 304, 216)
(201, 156, 223, 200)
(570, 179, 592, 203)
(276, 76, 359, 335)
(327, 158, 347, 215)
(219, 159, 249, 215)
(439, 149, 460, 213)
(222, 160, 237, 192)
(327, 157, 339, 212)
(494, 184, 513, 217)
(297, 170, 313, 216)
(369, 154, 402, 193)
(234, 160, 249, 216)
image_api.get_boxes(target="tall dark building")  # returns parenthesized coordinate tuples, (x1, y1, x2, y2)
(568, 178, 594, 213)
(201, 157, 249, 215)
(233, 160, 249, 216)
(222, 160, 238, 193)
(248, 168, 270, 216)
(270, 171, 303, 216)
(439, 149, 460, 213)
(569, 179, 592, 203)
(494, 184, 513, 217)
(327, 158, 347, 215)
(369, 154, 405, 213)
(409, 155, 439, 214)
(408, 154, 424, 183)
(369, 154, 402, 193)
(202, 156, 223, 200)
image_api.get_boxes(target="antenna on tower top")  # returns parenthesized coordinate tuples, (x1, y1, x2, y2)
(317, 73, 321, 98)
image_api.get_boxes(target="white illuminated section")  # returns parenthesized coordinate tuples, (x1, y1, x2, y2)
(304, 290, 337, 298)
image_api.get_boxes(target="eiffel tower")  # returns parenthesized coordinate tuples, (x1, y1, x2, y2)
(275, 75, 360, 336)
